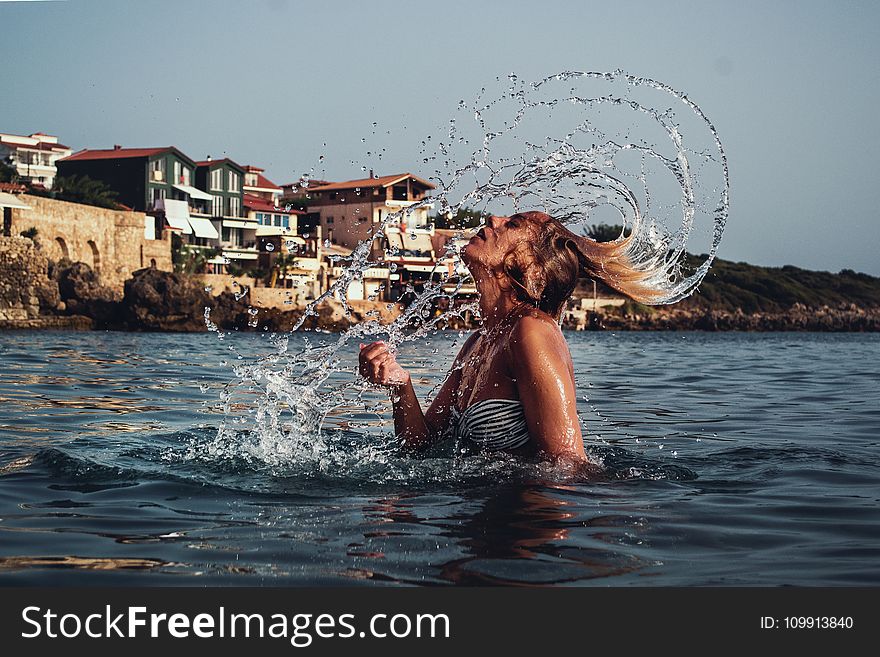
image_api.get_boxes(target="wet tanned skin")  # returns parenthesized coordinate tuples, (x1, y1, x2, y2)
(359, 214, 589, 464)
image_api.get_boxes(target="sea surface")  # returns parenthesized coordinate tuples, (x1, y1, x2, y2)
(0, 330, 878, 586)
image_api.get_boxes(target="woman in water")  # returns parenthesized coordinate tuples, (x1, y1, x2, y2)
(359, 211, 663, 464)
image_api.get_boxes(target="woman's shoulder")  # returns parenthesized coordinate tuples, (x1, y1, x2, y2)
(507, 307, 566, 353)
(451, 330, 482, 365)
(510, 307, 562, 337)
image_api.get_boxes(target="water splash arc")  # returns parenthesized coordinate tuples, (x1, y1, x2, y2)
(198, 70, 730, 468)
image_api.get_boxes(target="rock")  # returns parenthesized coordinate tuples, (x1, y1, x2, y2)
(122, 268, 215, 331)
(54, 261, 120, 326)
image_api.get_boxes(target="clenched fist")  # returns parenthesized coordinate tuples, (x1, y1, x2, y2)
(359, 341, 411, 388)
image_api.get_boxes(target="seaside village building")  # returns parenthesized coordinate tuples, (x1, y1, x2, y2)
(1, 134, 173, 294)
(192, 158, 249, 272)
(283, 173, 442, 301)
(56, 146, 217, 243)
(49, 137, 461, 309)
(0, 132, 72, 189)
(57, 147, 278, 274)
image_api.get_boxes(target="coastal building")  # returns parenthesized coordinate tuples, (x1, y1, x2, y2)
(57, 146, 207, 213)
(304, 173, 436, 250)
(258, 227, 323, 301)
(244, 193, 298, 235)
(323, 242, 391, 302)
(280, 178, 332, 204)
(0, 132, 72, 189)
(55, 145, 217, 243)
(193, 158, 250, 271)
(242, 165, 282, 203)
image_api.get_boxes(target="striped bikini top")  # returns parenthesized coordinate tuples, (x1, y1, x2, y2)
(448, 398, 532, 452)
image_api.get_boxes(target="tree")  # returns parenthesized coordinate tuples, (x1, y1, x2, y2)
(585, 223, 630, 242)
(267, 252, 300, 287)
(52, 175, 120, 209)
(430, 207, 489, 230)
(0, 159, 18, 184)
(171, 233, 218, 274)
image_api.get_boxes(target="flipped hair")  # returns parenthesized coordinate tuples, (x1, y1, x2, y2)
(502, 211, 666, 319)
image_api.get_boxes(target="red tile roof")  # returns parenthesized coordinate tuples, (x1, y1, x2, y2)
(244, 171, 281, 191)
(243, 193, 302, 214)
(194, 158, 244, 171)
(60, 147, 174, 161)
(37, 142, 70, 151)
(309, 173, 435, 192)
(0, 182, 27, 193)
(0, 139, 71, 152)
(281, 179, 333, 189)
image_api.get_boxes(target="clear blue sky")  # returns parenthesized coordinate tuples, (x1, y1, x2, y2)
(3, 0, 879, 274)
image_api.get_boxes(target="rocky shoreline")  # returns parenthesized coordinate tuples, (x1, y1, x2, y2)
(565, 304, 880, 332)
(1, 238, 878, 333)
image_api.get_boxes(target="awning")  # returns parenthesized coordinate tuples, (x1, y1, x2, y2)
(159, 198, 192, 234)
(255, 225, 290, 237)
(223, 219, 257, 229)
(188, 216, 219, 239)
(406, 233, 434, 254)
(223, 250, 259, 261)
(173, 184, 213, 201)
(401, 263, 438, 273)
(0, 192, 31, 210)
(384, 232, 404, 251)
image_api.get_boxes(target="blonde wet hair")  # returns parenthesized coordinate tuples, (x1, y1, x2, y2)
(502, 211, 667, 319)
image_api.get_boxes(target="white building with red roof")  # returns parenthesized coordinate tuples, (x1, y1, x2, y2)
(303, 172, 436, 250)
(0, 132, 72, 188)
(242, 165, 282, 203)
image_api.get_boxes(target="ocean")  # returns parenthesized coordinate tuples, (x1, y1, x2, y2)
(0, 330, 877, 586)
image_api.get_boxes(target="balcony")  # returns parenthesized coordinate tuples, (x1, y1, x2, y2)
(222, 245, 259, 261)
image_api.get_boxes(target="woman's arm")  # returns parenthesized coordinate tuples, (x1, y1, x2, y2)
(507, 315, 588, 462)
(359, 336, 475, 449)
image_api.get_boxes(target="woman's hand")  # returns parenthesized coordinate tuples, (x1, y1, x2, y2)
(359, 341, 411, 388)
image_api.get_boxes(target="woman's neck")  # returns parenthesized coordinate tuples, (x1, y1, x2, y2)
(477, 281, 522, 331)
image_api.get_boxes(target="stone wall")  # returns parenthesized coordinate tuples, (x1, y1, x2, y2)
(0, 236, 55, 321)
(197, 274, 314, 310)
(7, 194, 172, 293)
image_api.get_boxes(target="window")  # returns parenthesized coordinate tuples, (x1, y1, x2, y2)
(228, 196, 240, 218)
(173, 162, 191, 185)
(255, 212, 263, 224)
(150, 186, 166, 209)
(274, 214, 282, 227)
(282, 216, 289, 229)
(211, 169, 222, 190)
(326, 216, 334, 225)
(212, 195, 224, 216)
(228, 171, 240, 192)
(150, 158, 166, 182)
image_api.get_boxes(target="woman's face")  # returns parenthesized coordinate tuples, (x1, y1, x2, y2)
(462, 213, 548, 271)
